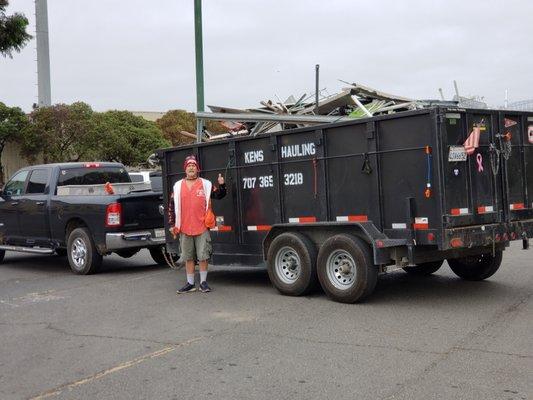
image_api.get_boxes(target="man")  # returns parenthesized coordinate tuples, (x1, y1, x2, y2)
(168, 155, 226, 294)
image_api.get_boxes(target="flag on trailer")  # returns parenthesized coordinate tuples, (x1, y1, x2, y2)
(463, 126, 481, 155)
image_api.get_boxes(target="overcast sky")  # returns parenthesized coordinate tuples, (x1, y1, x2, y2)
(1, 0, 531, 112)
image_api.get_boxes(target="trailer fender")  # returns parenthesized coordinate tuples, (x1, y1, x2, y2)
(262, 222, 408, 265)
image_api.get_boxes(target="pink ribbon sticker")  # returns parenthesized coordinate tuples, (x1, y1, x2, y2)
(476, 153, 484, 172)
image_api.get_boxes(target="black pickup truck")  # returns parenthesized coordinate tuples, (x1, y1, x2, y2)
(0, 162, 169, 274)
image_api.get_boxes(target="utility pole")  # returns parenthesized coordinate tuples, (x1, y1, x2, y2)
(35, 0, 51, 107)
(194, 0, 204, 142)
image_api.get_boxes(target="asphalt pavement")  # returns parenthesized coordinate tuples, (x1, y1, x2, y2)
(0, 242, 531, 400)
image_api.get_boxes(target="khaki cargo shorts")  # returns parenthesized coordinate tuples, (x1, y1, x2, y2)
(179, 230, 212, 261)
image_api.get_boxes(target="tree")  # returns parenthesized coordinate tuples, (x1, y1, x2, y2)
(0, 102, 28, 183)
(156, 109, 225, 146)
(20, 102, 99, 163)
(93, 111, 170, 166)
(0, 0, 32, 58)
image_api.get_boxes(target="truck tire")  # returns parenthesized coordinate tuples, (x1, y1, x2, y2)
(149, 246, 179, 266)
(447, 251, 503, 281)
(0, 250, 5, 263)
(403, 260, 443, 275)
(267, 232, 318, 296)
(317, 234, 377, 303)
(67, 227, 102, 275)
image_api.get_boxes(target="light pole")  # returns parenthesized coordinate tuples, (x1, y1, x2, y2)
(194, 0, 204, 142)
(35, 0, 51, 107)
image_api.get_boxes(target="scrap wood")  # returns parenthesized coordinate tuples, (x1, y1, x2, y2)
(180, 130, 197, 139)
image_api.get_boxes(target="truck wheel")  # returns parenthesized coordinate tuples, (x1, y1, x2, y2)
(149, 246, 179, 266)
(0, 250, 5, 263)
(448, 251, 503, 281)
(403, 260, 443, 275)
(67, 227, 102, 275)
(317, 234, 377, 303)
(267, 232, 318, 296)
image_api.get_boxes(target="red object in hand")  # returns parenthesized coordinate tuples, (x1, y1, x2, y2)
(170, 226, 180, 239)
(104, 182, 115, 195)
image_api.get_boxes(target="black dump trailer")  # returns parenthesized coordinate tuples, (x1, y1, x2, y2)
(158, 107, 533, 303)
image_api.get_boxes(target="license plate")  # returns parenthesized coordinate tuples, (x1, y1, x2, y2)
(154, 228, 165, 238)
(448, 146, 467, 162)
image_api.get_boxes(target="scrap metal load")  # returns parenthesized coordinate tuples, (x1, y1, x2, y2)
(198, 82, 474, 140)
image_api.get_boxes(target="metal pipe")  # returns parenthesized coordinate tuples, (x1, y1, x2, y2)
(315, 64, 319, 113)
(352, 97, 373, 117)
(196, 112, 353, 124)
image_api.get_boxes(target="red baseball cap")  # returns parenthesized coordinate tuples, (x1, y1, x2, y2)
(183, 155, 200, 171)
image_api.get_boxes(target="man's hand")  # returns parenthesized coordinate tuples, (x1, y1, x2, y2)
(218, 173, 225, 185)
(169, 226, 180, 239)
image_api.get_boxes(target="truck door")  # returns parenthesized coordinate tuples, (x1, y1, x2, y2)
(0, 170, 29, 242)
(18, 168, 51, 245)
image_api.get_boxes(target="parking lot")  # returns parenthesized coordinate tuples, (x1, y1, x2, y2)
(0, 242, 531, 400)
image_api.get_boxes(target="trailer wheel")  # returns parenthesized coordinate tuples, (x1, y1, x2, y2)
(447, 251, 503, 281)
(403, 260, 443, 275)
(267, 232, 318, 296)
(317, 234, 377, 303)
(67, 227, 102, 275)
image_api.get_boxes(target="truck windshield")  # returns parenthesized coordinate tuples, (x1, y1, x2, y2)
(57, 167, 131, 186)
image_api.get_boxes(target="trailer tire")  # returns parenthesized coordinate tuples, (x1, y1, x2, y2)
(317, 234, 377, 303)
(447, 251, 503, 281)
(67, 227, 102, 275)
(267, 232, 318, 296)
(403, 260, 443, 275)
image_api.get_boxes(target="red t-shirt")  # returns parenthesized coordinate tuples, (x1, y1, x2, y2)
(180, 179, 208, 236)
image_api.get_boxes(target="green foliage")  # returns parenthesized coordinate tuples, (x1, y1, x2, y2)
(92, 110, 170, 166)
(0, 0, 32, 58)
(156, 109, 225, 146)
(0, 101, 28, 182)
(21, 102, 98, 163)
(20, 104, 170, 167)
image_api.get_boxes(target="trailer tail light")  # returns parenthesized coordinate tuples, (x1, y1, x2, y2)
(84, 162, 101, 168)
(105, 203, 122, 227)
(450, 238, 463, 248)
